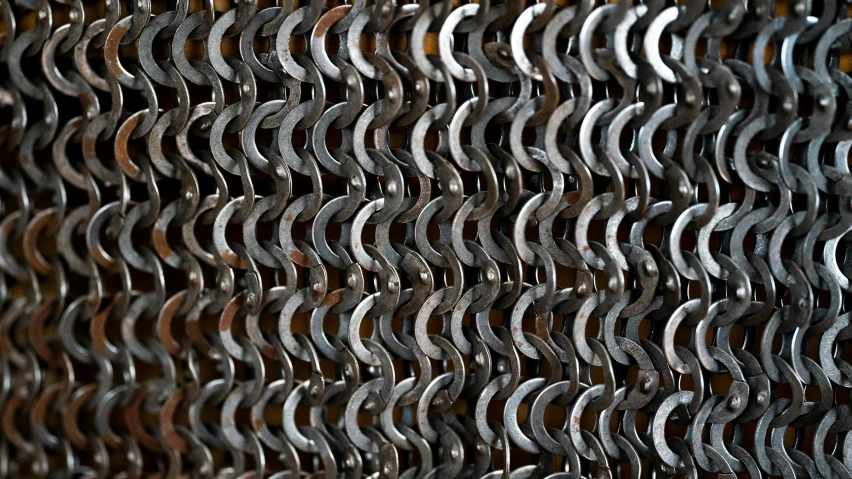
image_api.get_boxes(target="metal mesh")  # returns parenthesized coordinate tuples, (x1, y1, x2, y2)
(0, 0, 850, 476)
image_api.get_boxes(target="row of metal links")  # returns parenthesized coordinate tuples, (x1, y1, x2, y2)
(2, 0, 852, 476)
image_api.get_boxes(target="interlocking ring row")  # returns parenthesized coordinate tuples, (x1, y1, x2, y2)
(2, 0, 852, 476)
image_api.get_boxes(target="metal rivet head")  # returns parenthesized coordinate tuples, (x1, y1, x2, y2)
(727, 394, 741, 410)
(735, 286, 747, 300)
(665, 277, 677, 291)
(312, 281, 323, 292)
(347, 273, 358, 289)
(486, 269, 497, 283)
(386, 181, 397, 196)
(726, 8, 738, 23)
(727, 81, 740, 95)
(608, 277, 619, 291)
(643, 260, 657, 277)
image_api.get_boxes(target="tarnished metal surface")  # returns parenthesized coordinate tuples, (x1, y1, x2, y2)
(1, 0, 852, 476)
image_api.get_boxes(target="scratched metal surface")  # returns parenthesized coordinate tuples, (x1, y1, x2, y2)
(0, 0, 851, 477)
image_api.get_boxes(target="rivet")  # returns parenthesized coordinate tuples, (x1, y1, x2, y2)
(646, 83, 657, 95)
(608, 277, 619, 291)
(386, 181, 397, 196)
(347, 273, 358, 289)
(643, 260, 658, 277)
(726, 8, 738, 23)
(727, 81, 740, 96)
(312, 281, 323, 292)
(665, 277, 677, 291)
(727, 394, 741, 410)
